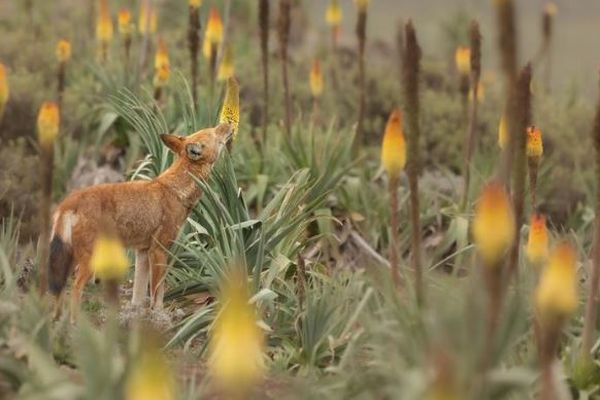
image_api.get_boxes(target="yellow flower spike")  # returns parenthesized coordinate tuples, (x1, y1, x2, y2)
(526, 126, 544, 158)
(0, 63, 9, 118)
(455, 46, 471, 75)
(472, 182, 516, 267)
(355, 0, 370, 12)
(154, 39, 169, 69)
(89, 232, 129, 281)
(544, 2, 558, 16)
(526, 213, 549, 266)
(217, 46, 235, 81)
(138, 1, 157, 35)
(56, 40, 72, 63)
(126, 337, 175, 400)
(219, 77, 240, 138)
(326, 0, 343, 26)
(310, 59, 324, 98)
(205, 7, 223, 45)
(498, 114, 508, 150)
(118, 8, 133, 36)
(202, 35, 211, 59)
(189, 0, 202, 9)
(380, 109, 407, 179)
(209, 270, 264, 396)
(37, 101, 60, 150)
(153, 64, 170, 88)
(96, 0, 113, 42)
(535, 242, 578, 324)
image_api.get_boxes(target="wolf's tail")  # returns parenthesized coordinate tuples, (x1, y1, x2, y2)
(48, 211, 75, 295)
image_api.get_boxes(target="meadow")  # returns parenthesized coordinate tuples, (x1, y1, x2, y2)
(1, 0, 600, 399)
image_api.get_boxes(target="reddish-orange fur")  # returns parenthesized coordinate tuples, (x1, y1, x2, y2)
(49, 124, 232, 322)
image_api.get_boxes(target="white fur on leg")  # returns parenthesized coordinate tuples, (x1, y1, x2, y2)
(152, 282, 165, 310)
(132, 251, 149, 306)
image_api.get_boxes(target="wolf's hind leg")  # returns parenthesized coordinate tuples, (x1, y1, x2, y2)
(132, 250, 150, 307)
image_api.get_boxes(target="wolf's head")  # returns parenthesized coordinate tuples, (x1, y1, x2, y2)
(160, 123, 232, 166)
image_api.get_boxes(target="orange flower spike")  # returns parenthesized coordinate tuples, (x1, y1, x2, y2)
(37, 101, 60, 150)
(526, 214, 549, 266)
(154, 39, 169, 69)
(0, 63, 9, 118)
(310, 59, 324, 98)
(536, 242, 578, 323)
(153, 64, 170, 88)
(56, 40, 72, 63)
(205, 7, 223, 45)
(118, 8, 133, 36)
(472, 182, 516, 267)
(455, 46, 471, 75)
(380, 110, 407, 179)
(526, 126, 544, 158)
(96, 0, 113, 42)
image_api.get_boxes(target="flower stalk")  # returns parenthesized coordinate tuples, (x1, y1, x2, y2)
(37, 101, 60, 295)
(461, 21, 482, 210)
(259, 0, 270, 144)
(118, 8, 133, 67)
(277, 0, 292, 137)
(96, 0, 113, 63)
(0, 63, 9, 122)
(204, 7, 224, 106)
(56, 40, 71, 108)
(188, 0, 201, 103)
(310, 59, 323, 123)
(354, 0, 368, 151)
(326, 0, 342, 91)
(526, 125, 543, 207)
(381, 109, 407, 288)
(582, 71, 600, 360)
(219, 77, 240, 150)
(402, 21, 424, 304)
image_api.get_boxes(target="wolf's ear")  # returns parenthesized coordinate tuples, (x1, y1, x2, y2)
(160, 134, 184, 154)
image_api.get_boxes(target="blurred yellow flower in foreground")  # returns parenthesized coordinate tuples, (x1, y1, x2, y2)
(310, 59, 324, 98)
(218, 46, 235, 81)
(545, 2, 558, 16)
(37, 101, 60, 150)
(96, 0, 113, 42)
(219, 77, 240, 137)
(56, 39, 72, 63)
(209, 271, 264, 396)
(526, 213, 549, 266)
(536, 242, 578, 323)
(472, 182, 515, 267)
(90, 232, 129, 281)
(118, 8, 133, 36)
(153, 64, 170, 88)
(189, 0, 202, 9)
(355, 0, 370, 12)
(0, 63, 9, 118)
(326, 0, 343, 26)
(380, 109, 407, 179)
(126, 338, 175, 400)
(526, 126, 544, 158)
(498, 114, 508, 150)
(455, 46, 471, 75)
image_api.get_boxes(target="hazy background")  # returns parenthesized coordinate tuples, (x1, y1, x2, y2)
(310, 0, 600, 97)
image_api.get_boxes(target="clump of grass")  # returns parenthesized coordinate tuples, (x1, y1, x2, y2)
(402, 21, 423, 304)
(259, 0, 270, 143)
(277, 0, 292, 137)
(188, 0, 202, 103)
(55, 39, 71, 108)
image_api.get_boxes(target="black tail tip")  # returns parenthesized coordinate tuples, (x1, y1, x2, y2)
(48, 236, 73, 295)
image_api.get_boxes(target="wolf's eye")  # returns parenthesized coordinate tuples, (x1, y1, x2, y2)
(186, 143, 204, 160)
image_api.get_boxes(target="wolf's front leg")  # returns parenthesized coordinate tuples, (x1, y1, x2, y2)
(150, 247, 168, 309)
(132, 250, 150, 306)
